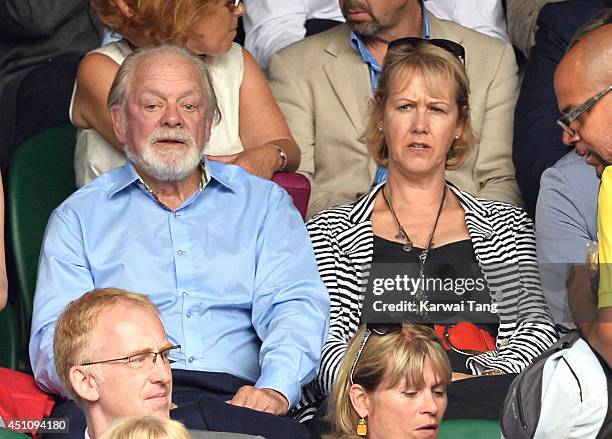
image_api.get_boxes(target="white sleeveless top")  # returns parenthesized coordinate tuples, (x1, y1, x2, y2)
(70, 41, 244, 187)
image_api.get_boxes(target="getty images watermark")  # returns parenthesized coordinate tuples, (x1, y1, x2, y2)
(370, 274, 497, 314)
(361, 263, 501, 323)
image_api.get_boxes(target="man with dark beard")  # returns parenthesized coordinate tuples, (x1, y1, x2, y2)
(268, 0, 522, 218)
(29, 45, 328, 439)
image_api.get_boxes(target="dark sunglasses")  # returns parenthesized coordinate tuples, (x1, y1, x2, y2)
(349, 323, 403, 385)
(388, 37, 466, 64)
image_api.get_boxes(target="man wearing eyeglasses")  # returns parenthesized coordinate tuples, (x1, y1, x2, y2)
(532, 7, 610, 327)
(268, 0, 522, 219)
(53, 288, 262, 439)
(53, 288, 175, 438)
(556, 44, 612, 178)
(554, 22, 612, 367)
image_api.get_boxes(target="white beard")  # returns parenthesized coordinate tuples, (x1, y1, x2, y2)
(125, 127, 205, 182)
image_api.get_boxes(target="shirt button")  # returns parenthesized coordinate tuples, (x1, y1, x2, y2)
(182, 291, 188, 296)
(186, 312, 191, 318)
(173, 212, 180, 217)
(188, 357, 194, 363)
(177, 249, 184, 255)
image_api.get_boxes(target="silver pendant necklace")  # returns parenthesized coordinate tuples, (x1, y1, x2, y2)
(381, 184, 448, 317)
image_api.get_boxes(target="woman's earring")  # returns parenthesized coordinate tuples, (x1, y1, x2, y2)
(357, 417, 367, 436)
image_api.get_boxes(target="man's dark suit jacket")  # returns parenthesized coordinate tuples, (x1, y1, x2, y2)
(512, 0, 612, 219)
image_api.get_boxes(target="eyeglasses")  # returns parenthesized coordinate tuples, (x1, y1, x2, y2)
(81, 345, 181, 370)
(388, 37, 466, 64)
(557, 85, 612, 137)
(349, 323, 402, 385)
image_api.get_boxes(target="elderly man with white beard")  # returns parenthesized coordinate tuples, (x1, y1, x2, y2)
(29, 44, 328, 439)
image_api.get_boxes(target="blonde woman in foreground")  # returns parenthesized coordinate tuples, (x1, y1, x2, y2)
(100, 417, 192, 439)
(325, 323, 451, 439)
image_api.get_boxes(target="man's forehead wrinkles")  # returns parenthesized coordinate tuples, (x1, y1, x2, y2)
(136, 87, 204, 99)
(129, 59, 202, 97)
(139, 71, 200, 81)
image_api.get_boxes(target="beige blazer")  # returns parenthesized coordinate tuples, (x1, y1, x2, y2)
(268, 16, 522, 218)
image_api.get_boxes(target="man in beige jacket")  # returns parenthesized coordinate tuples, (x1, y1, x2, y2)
(269, 0, 522, 218)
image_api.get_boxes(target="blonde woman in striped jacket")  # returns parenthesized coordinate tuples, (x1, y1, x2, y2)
(295, 38, 557, 425)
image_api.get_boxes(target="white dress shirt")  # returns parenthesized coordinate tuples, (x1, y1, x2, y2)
(243, 0, 344, 70)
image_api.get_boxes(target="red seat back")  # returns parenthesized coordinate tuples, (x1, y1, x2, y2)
(271, 172, 310, 221)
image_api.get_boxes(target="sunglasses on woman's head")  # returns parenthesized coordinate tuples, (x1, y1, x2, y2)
(349, 323, 403, 385)
(388, 37, 466, 64)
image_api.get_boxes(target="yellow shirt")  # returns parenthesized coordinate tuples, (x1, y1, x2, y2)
(598, 166, 612, 308)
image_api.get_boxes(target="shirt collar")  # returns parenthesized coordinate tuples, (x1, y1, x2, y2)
(349, 0, 431, 69)
(348, 181, 495, 229)
(350, 31, 383, 73)
(108, 158, 234, 199)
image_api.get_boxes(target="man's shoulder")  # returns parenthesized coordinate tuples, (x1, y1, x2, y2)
(539, 151, 600, 208)
(548, 150, 598, 182)
(431, 15, 516, 95)
(54, 167, 126, 214)
(536, 0, 611, 50)
(431, 14, 508, 50)
(272, 23, 351, 61)
(207, 161, 286, 202)
(539, 0, 610, 25)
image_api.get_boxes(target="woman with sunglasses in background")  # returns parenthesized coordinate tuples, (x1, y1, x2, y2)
(70, 0, 299, 187)
(298, 39, 558, 425)
(324, 324, 451, 439)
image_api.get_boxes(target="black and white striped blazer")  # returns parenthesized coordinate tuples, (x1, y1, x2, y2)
(294, 183, 558, 422)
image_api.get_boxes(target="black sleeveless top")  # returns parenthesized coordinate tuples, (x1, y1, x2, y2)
(371, 236, 499, 373)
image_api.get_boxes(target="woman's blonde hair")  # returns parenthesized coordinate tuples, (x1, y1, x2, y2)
(364, 42, 476, 169)
(326, 324, 452, 439)
(99, 416, 193, 439)
(92, 0, 225, 47)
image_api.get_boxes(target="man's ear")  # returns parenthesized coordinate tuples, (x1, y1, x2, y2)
(349, 384, 371, 418)
(110, 107, 126, 146)
(69, 366, 101, 403)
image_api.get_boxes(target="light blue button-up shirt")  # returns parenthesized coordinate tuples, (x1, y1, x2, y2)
(349, 1, 431, 186)
(30, 160, 329, 408)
